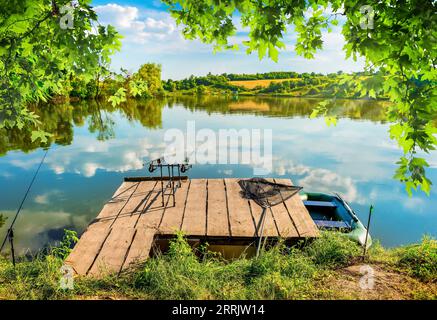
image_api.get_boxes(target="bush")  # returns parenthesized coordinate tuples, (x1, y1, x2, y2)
(304, 232, 361, 268)
(398, 236, 437, 282)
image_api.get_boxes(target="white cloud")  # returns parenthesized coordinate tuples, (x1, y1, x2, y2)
(94, 3, 204, 52)
(95, 4, 140, 28)
(273, 158, 361, 203)
(298, 168, 359, 203)
(34, 194, 49, 205)
(34, 190, 63, 205)
(92, 3, 364, 78)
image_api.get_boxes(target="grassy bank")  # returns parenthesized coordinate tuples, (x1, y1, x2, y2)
(0, 232, 435, 300)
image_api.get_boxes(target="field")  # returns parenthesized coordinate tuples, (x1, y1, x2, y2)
(229, 78, 298, 89)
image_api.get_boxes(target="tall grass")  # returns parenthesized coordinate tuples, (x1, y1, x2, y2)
(397, 236, 437, 282)
(0, 231, 435, 299)
(131, 232, 361, 300)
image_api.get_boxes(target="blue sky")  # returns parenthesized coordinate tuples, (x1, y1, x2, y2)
(91, 0, 365, 79)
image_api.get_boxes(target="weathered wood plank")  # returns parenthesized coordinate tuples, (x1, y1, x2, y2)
(96, 182, 139, 220)
(181, 179, 207, 236)
(122, 228, 157, 270)
(274, 178, 319, 237)
(206, 179, 230, 237)
(158, 180, 190, 234)
(270, 204, 299, 237)
(88, 181, 157, 276)
(263, 178, 298, 238)
(136, 183, 171, 230)
(65, 182, 140, 275)
(225, 178, 256, 237)
(248, 200, 278, 237)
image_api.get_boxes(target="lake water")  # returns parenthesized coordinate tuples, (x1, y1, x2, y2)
(1, 96, 436, 254)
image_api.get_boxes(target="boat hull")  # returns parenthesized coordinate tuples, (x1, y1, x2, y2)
(302, 192, 372, 248)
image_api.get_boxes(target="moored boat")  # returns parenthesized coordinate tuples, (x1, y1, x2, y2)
(301, 192, 372, 248)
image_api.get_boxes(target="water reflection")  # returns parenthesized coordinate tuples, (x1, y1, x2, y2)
(0, 96, 390, 156)
(0, 96, 435, 254)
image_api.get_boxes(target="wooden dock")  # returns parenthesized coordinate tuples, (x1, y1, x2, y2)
(66, 178, 319, 276)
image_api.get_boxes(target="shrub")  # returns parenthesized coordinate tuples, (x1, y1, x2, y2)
(398, 236, 437, 282)
(304, 232, 361, 268)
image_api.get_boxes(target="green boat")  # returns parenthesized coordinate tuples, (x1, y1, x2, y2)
(301, 192, 372, 248)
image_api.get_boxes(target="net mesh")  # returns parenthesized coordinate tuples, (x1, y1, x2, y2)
(238, 178, 303, 208)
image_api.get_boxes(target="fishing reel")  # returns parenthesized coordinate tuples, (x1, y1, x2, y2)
(145, 157, 192, 173)
(180, 162, 192, 173)
(148, 158, 162, 173)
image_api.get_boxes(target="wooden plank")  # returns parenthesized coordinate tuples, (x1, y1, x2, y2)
(274, 178, 319, 237)
(181, 179, 207, 236)
(96, 182, 139, 220)
(206, 179, 230, 237)
(113, 191, 170, 272)
(224, 178, 256, 237)
(159, 180, 190, 234)
(248, 200, 278, 237)
(65, 182, 140, 275)
(136, 183, 171, 230)
(122, 228, 157, 270)
(263, 178, 298, 238)
(88, 181, 157, 276)
(270, 204, 299, 237)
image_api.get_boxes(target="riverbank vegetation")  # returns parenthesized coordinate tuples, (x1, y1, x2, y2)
(55, 67, 386, 102)
(162, 71, 388, 99)
(0, 231, 435, 300)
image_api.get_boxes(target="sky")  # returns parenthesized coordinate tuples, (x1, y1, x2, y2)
(91, 0, 365, 80)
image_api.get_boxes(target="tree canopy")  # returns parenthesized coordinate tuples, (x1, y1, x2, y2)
(0, 0, 121, 142)
(163, 0, 437, 195)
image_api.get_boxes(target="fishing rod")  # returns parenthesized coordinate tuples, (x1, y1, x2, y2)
(0, 148, 49, 264)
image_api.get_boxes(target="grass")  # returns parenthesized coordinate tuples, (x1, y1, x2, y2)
(397, 236, 437, 282)
(0, 232, 435, 300)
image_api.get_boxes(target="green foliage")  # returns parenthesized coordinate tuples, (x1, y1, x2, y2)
(162, 0, 437, 195)
(397, 236, 437, 282)
(133, 63, 163, 96)
(129, 79, 148, 98)
(51, 229, 79, 260)
(0, 0, 122, 141)
(108, 88, 126, 107)
(163, 72, 239, 93)
(303, 232, 361, 268)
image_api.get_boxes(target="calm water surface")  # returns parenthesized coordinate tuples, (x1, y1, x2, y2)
(1, 96, 436, 253)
